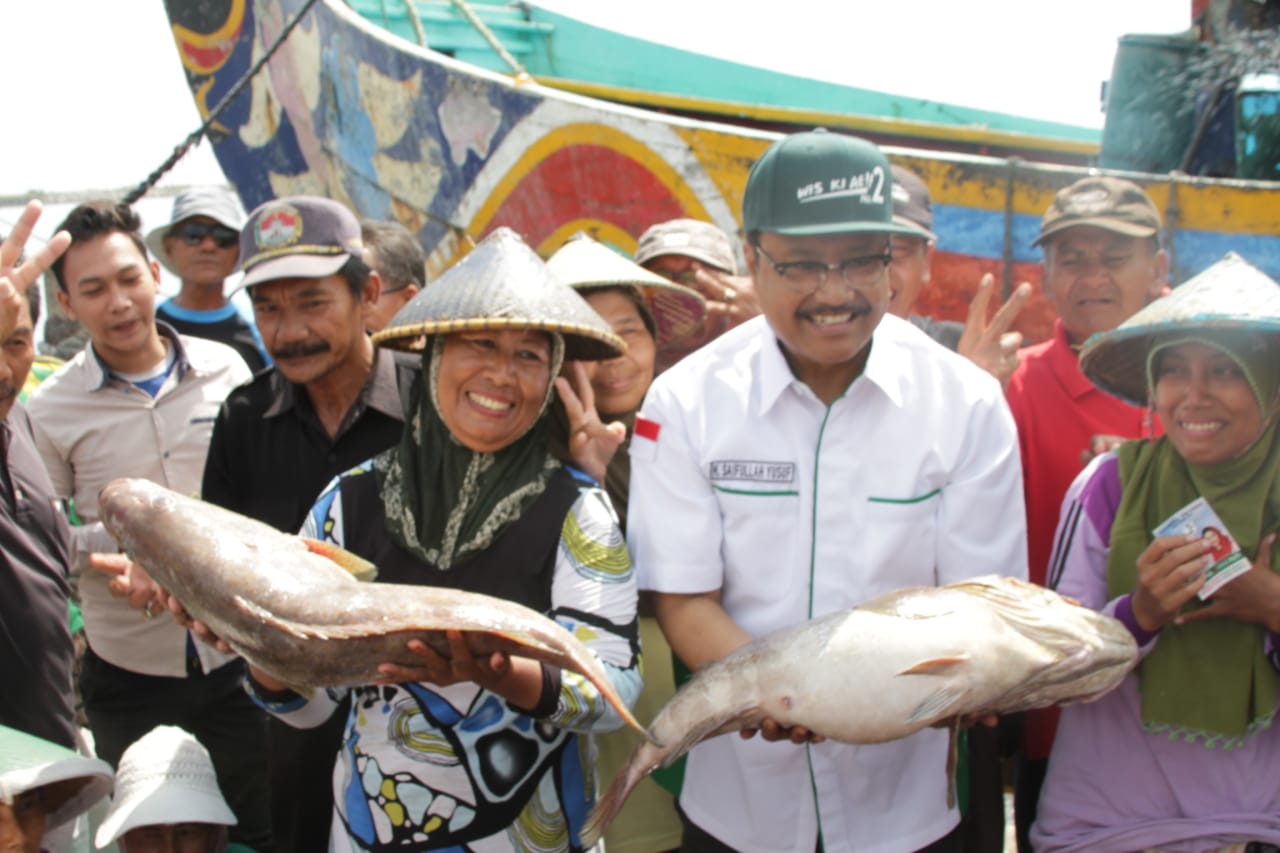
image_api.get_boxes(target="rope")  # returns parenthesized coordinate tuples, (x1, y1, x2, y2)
(448, 0, 528, 77)
(123, 0, 324, 204)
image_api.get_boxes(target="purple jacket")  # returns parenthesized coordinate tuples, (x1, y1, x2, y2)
(1031, 453, 1280, 853)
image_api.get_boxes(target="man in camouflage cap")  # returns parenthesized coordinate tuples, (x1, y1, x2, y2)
(1004, 175, 1168, 852)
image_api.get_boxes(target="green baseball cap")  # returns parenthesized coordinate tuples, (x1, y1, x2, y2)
(742, 129, 926, 237)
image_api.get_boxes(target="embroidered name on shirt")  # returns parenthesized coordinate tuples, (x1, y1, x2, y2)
(709, 460, 796, 484)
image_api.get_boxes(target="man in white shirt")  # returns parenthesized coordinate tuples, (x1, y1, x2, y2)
(28, 201, 268, 851)
(628, 130, 1027, 853)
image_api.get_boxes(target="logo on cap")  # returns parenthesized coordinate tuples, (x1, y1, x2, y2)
(255, 204, 302, 251)
(795, 166, 887, 207)
(1063, 188, 1112, 215)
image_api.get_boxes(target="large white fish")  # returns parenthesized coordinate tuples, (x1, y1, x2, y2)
(582, 575, 1137, 844)
(97, 477, 652, 742)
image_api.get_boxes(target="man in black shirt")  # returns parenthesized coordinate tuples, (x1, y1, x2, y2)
(201, 196, 404, 852)
(0, 202, 78, 749)
(146, 186, 269, 373)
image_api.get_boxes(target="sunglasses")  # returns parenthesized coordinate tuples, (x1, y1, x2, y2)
(172, 221, 239, 249)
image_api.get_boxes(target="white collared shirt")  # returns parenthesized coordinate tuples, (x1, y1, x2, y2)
(27, 328, 251, 678)
(628, 313, 1027, 853)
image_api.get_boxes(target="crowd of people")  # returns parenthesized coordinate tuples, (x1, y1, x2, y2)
(2, 126, 1278, 853)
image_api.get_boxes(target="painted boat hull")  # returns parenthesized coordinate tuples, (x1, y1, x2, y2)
(162, 0, 1280, 343)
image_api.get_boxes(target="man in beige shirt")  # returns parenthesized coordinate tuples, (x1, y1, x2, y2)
(27, 201, 270, 851)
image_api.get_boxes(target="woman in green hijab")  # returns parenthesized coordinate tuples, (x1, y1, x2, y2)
(242, 229, 642, 853)
(1032, 253, 1280, 853)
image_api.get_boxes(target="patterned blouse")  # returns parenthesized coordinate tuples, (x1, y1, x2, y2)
(247, 461, 642, 852)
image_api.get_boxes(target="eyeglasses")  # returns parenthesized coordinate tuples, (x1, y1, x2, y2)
(172, 221, 239, 249)
(752, 242, 890, 293)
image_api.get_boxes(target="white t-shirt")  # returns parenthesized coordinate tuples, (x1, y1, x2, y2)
(628, 313, 1027, 853)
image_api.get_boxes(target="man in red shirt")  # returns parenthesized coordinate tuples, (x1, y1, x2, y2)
(1004, 176, 1167, 851)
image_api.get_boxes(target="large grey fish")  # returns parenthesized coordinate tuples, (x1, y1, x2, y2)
(97, 477, 651, 741)
(581, 575, 1137, 844)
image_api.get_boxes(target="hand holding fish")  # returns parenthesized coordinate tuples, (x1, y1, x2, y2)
(1131, 533, 1214, 631)
(1177, 533, 1280, 632)
(580, 576, 1137, 847)
(90, 552, 167, 617)
(741, 719, 825, 745)
(156, 588, 235, 655)
(97, 478, 653, 739)
(376, 631, 546, 711)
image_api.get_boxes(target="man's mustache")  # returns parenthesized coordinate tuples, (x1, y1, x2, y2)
(270, 341, 331, 360)
(795, 301, 871, 321)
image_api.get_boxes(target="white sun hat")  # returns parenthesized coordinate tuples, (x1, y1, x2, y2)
(95, 726, 237, 848)
(0, 724, 114, 834)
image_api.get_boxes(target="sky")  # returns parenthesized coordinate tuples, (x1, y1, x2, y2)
(3, 0, 1190, 217)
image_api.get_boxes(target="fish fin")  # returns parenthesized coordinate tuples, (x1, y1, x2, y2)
(945, 719, 959, 810)
(906, 686, 967, 726)
(302, 538, 378, 582)
(582, 740, 660, 848)
(897, 655, 969, 676)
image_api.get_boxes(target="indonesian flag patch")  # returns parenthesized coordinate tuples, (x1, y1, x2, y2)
(630, 416, 661, 462)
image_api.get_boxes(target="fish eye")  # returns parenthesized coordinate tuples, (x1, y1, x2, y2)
(150, 494, 176, 511)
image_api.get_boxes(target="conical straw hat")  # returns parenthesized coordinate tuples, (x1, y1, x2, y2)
(374, 228, 624, 361)
(547, 233, 707, 346)
(1080, 252, 1280, 406)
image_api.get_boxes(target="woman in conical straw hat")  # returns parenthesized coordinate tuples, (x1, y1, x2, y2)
(1032, 252, 1280, 853)
(545, 232, 707, 853)
(243, 228, 641, 853)
(546, 232, 706, 530)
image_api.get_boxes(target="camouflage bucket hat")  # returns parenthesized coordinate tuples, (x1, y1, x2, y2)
(1033, 176, 1161, 249)
(1080, 252, 1280, 406)
(372, 228, 625, 361)
(633, 218, 739, 274)
(546, 233, 707, 346)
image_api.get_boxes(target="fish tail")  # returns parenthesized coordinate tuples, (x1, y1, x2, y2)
(581, 752, 649, 847)
(543, 638, 661, 746)
(576, 666, 659, 746)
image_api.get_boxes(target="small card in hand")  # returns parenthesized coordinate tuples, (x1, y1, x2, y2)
(1153, 497, 1251, 600)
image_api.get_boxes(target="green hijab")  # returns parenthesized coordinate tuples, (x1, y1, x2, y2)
(377, 333, 565, 570)
(1107, 329, 1280, 746)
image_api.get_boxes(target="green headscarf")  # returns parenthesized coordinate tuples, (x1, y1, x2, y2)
(377, 333, 565, 570)
(1107, 329, 1280, 747)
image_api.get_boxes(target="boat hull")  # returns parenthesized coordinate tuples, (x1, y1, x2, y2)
(163, 0, 1280, 343)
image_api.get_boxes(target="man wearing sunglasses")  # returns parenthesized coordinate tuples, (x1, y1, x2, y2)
(145, 187, 269, 373)
(629, 130, 1026, 853)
